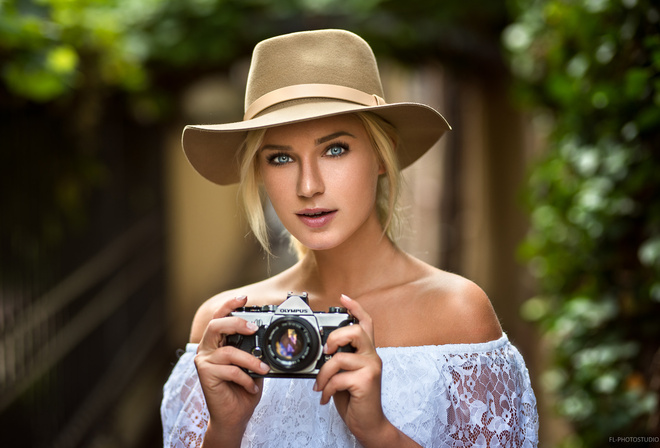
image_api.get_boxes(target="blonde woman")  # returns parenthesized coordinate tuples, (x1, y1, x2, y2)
(162, 29, 538, 447)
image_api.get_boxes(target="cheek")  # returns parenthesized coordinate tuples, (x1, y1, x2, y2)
(332, 159, 380, 203)
(263, 184, 291, 217)
(261, 168, 291, 199)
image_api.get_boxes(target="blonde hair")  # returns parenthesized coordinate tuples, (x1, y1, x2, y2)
(237, 112, 403, 259)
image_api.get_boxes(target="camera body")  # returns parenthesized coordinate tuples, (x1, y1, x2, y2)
(226, 292, 356, 378)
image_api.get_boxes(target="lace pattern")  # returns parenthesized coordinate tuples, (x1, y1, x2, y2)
(161, 334, 538, 447)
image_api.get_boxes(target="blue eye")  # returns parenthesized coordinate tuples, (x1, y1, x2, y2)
(326, 143, 348, 157)
(267, 153, 293, 165)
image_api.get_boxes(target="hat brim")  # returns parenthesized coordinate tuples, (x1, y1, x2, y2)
(182, 100, 451, 185)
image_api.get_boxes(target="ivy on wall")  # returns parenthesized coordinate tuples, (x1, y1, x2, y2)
(504, 0, 660, 445)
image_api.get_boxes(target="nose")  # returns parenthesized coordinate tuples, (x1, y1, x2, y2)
(297, 158, 325, 198)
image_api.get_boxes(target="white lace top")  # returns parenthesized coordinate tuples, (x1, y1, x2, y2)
(161, 334, 538, 447)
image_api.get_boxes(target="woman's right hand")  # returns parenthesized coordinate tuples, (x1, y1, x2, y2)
(194, 295, 270, 447)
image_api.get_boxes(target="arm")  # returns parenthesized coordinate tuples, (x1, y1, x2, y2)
(193, 296, 271, 448)
(444, 343, 539, 447)
(314, 294, 422, 448)
(161, 345, 209, 448)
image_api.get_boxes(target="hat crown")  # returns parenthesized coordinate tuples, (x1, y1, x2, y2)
(182, 29, 450, 185)
(245, 29, 385, 113)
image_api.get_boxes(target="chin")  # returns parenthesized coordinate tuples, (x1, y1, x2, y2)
(291, 232, 345, 252)
(295, 240, 338, 252)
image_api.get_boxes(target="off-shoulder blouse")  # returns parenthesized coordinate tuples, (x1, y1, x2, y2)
(161, 333, 538, 447)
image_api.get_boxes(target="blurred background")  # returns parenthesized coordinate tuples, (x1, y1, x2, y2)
(1, 0, 659, 447)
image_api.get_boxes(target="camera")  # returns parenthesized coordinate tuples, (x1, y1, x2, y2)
(226, 292, 356, 378)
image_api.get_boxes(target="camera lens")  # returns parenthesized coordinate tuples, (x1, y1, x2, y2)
(276, 328, 303, 359)
(264, 317, 320, 372)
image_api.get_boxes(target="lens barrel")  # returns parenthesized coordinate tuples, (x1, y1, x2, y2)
(263, 317, 320, 372)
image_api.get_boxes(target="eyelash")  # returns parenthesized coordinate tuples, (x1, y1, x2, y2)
(265, 152, 293, 166)
(264, 142, 350, 166)
(325, 142, 350, 158)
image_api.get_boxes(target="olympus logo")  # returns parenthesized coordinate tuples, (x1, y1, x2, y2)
(278, 308, 308, 313)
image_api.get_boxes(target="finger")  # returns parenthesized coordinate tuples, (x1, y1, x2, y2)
(318, 370, 357, 405)
(212, 295, 248, 319)
(202, 346, 271, 376)
(195, 347, 270, 394)
(324, 323, 371, 356)
(199, 316, 259, 353)
(196, 359, 262, 394)
(340, 294, 374, 342)
(319, 359, 382, 406)
(314, 352, 363, 391)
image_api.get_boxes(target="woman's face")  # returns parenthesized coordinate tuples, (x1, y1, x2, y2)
(258, 114, 384, 251)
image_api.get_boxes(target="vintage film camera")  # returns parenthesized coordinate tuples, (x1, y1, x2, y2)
(226, 292, 356, 378)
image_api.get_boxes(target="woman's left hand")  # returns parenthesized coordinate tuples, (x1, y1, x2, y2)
(313, 294, 389, 444)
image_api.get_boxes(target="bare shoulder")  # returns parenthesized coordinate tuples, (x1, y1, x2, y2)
(366, 256, 503, 346)
(420, 266, 503, 344)
(371, 258, 503, 346)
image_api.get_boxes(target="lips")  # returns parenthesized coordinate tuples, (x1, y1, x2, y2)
(296, 208, 337, 228)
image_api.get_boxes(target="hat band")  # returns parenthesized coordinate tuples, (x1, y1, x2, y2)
(243, 83, 386, 120)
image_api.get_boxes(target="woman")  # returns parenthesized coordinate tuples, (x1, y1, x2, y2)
(162, 29, 538, 447)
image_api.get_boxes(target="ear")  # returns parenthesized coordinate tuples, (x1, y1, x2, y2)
(376, 150, 388, 176)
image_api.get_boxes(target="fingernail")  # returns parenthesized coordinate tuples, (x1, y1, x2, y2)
(313, 381, 319, 392)
(260, 362, 269, 372)
(253, 384, 260, 393)
(236, 295, 247, 302)
(323, 343, 328, 354)
(341, 294, 352, 302)
(247, 322, 259, 331)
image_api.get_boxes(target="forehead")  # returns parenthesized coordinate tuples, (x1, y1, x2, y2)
(262, 114, 365, 143)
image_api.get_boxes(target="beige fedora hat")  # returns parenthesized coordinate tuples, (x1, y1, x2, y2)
(182, 29, 451, 185)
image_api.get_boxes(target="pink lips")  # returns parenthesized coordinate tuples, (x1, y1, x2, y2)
(296, 208, 337, 228)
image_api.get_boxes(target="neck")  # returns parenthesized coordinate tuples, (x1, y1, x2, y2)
(296, 213, 406, 305)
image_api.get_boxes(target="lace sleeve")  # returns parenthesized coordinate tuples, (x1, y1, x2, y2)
(443, 345, 538, 447)
(378, 337, 538, 447)
(161, 344, 209, 448)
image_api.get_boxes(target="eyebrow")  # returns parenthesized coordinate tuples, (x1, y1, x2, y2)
(315, 131, 356, 145)
(260, 131, 356, 152)
(260, 144, 291, 152)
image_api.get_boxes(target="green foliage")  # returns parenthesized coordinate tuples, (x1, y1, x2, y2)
(0, 0, 509, 101)
(0, 0, 156, 101)
(506, 0, 660, 445)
